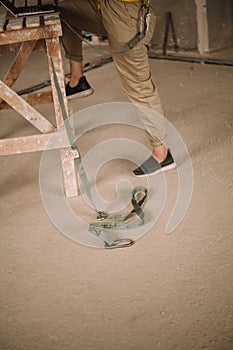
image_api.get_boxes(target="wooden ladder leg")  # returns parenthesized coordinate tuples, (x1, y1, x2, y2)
(0, 40, 37, 105)
(45, 36, 78, 198)
(3, 40, 37, 88)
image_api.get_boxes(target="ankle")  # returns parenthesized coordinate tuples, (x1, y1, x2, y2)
(69, 75, 83, 88)
(152, 144, 168, 163)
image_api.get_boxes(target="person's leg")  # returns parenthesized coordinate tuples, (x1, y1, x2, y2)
(100, 0, 175, 174)
(68, 60, 83, 87)
(59, 0, 107, 96)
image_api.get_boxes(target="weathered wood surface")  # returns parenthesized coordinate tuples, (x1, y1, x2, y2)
(45, 37, 68, 128)
(0, 131, 70, 155)
(0, 23, 62, 45)
(0, 80, 55, 133)
(25, 16, 40, 29)
(0, 91, 53, 109)
(0, 39, 45, 56)
(2, 40, 37, 88)
(0, 4, 79, 197)
(61, 148, 79, 198)
(0, 0, 60, 34)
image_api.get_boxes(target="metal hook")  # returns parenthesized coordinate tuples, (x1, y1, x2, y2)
(105, 238, 135, 250)
(96, 211, 108, 221)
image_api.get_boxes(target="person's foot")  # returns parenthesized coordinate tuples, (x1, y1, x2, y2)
(65, 76, 94, 99)
(133, 149, 176, 177)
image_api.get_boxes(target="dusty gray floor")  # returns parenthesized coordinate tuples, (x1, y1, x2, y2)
(0, 46, 233, 350)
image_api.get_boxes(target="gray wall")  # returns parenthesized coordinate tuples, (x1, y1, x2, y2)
(151, 0, 233, 52)
(207, 0, 233, 51)
(151, 0, 198, 51)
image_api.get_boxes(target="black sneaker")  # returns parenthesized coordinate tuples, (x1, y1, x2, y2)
(65, 76, 94, 99)
(133, 149, 176, 177)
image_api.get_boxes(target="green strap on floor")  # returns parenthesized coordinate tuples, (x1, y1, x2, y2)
(51, 60, 148, 249)
(89, 186, 147, 248)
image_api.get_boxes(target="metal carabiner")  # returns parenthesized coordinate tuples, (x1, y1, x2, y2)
(105, 238, 135, 250)
(145, 11, 151, 34)
(96, 211, 108, 221)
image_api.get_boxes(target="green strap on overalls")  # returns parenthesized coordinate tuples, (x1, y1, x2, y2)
(51, 60, 148, 249)
(60, 0, 151, 56)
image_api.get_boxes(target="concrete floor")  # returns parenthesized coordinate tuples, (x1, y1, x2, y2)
(0, 45, 233, 349)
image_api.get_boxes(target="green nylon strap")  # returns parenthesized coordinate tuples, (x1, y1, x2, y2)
(60, 18, 145, 56)
(59, 0, 151, 56)
(51, 60, 97, 212)
(51, 60, 148, 248)
(60, 19, 146, 56)
(89, 186, 147, 247)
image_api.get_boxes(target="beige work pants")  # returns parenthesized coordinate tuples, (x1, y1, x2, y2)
(59, 0, 166, 146)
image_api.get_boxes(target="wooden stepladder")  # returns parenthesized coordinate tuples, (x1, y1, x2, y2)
(0, 2, 78, 197)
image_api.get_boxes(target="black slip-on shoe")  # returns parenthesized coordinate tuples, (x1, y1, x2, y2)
(133, 149, 176, 177)
(65, 76, 94, 99)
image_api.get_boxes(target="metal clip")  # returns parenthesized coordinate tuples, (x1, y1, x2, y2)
(96, 211, 108, 221)
(105, 238, 135, 250)
(72, 148, 80, 159)
(145, 11, 151, 34)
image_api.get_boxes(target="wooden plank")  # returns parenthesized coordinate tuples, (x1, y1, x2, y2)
(25, 0, 40, 28)
(0, 80, 55, 133)
(6, 18, 24, 31)
(0, 23, 62, 45)
(43, 14, 60, 26)
(45, 36, 68, 128)
(0, 132, 70, 156)
(2, 40, 37, 88)
(61, 148, 78, 198)
(0, 91, 53, 109)
(45, 36, 78, 197)
(25, 16, 40, 29)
